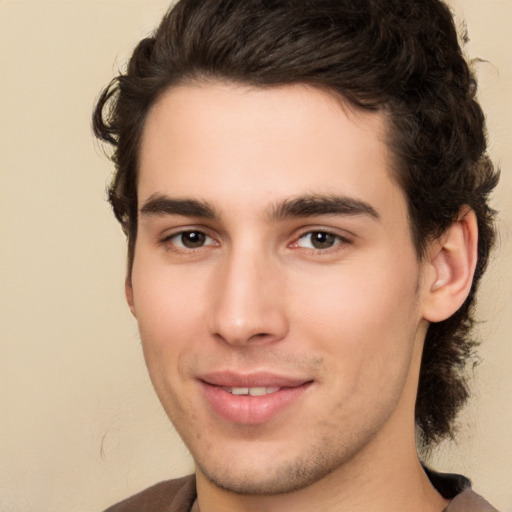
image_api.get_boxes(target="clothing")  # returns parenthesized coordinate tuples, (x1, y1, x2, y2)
(103, 469, 498, 512)
(423, 467, 498, 512)
(103, 475, 196, 512)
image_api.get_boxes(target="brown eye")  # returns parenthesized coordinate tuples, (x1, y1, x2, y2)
(296, 231, 343, 250)
(165, 230, 215, 250)
(179, 231, 207, 248)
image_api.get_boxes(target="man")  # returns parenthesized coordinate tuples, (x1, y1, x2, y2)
(93, 0, 500, 510)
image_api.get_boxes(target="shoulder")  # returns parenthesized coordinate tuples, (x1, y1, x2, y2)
(424, 467, 499, 512)
(447, 488, 499, 512)
(102, 474, 196, 512)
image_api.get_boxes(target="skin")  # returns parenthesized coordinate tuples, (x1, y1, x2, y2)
(127, 82, 477, 511)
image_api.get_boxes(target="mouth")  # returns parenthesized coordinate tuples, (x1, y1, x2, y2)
(198, 372, 314, 424)
(223, 386, 281, 396)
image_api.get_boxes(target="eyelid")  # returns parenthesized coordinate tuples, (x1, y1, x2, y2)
(157, 223, 354, 253)
(293, 224, 354, 241)
(289, 226, 353, 252)
(160, 226, 220, 251)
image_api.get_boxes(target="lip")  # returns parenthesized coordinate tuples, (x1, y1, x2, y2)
(198, 371, 313, 424)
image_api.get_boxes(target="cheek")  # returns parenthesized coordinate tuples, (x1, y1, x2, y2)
(294, 262, 418, 334)
(131, 262, 207, 420)
(290, 256, 420, 384)
(131, 258, 209, 365)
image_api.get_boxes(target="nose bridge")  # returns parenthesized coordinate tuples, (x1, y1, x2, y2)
(208, 240, 288, 346)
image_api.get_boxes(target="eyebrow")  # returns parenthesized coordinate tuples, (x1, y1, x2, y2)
(140, 194, 218, 219)
(269, 195, 380, 221)
(139, 193, 380, 222)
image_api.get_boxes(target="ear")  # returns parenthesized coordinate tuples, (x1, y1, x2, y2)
(125, 274, 137, 317)
(421, 208, 478, 323)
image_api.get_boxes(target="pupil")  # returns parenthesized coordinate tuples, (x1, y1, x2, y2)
(182, 231, 205, 248)
(312, 232, 335, 249)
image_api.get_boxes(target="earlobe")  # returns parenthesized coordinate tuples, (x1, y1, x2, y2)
(125, 274, 137, 317)
(422, 208, 478, 323)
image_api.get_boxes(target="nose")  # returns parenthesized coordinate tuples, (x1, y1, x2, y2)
(207, 247, 289, 346)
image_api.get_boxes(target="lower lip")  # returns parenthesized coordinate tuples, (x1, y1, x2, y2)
(200, 382, 312, 424)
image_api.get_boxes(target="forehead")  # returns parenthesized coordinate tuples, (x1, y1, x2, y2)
(138, 82, 403, 219)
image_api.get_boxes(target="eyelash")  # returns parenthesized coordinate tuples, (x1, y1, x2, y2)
(292, 230, 350, 252)
(159, 228, 351, 255)
(161, 230, 218, 252)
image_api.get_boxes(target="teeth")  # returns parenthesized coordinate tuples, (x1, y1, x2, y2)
(228, 387, 280, 396)
(231, 387, 249, 395)
(249, 387, 268, 396)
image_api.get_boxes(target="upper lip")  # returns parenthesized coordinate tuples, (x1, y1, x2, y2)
(198, 371, 312, 388)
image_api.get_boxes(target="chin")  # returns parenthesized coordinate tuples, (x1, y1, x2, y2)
(195, 442, 351, 496)
(200, 464, 329, 496)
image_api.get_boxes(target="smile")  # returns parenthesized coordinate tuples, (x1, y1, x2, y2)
(224, 386, 280, 396)
(198, 372, 313, 424)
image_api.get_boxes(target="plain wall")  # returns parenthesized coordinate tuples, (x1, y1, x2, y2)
(0, 1, 510, 510)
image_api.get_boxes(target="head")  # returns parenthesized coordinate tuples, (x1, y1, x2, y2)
(93, 0, 498, 458)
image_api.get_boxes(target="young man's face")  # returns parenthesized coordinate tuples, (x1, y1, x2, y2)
(129, 82, 431, 494)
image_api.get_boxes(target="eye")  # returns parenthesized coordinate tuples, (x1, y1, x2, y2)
(165, 230, 216, 249)
(295, 231, 346, 250)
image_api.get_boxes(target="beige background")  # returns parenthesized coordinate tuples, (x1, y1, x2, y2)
(0, 1, 510, 510)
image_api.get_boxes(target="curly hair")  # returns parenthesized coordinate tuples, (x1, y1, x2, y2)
(92, 0, 499, 447)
